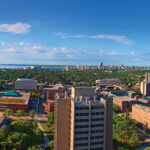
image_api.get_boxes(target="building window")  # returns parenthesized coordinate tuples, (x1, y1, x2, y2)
(90, 142, 103, 145)
(91, 106, 104, 109)
(75, 137, 88, 141)
(75, 131, 89, 134)
(90, 148, 103, 150)
(75, 125, 89, 128)
(91, 112, 104, 115)
(74, 143, 88, 147)
(91, 124, 104, 127)
(75, 113, 89, 116)
(91, 118, 104, 121)
(91, 130, 104, 133)
(91, 136, 104, 139)
(75, 119, 89, 122)
(75, 107, 89, 110)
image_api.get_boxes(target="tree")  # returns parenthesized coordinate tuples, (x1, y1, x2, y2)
(0, 125, 10, 141)
(129, 132, 140, 147)
(28, 146, 39, 150)
(125, 109, 129, 119)
(7, 132, 31, 149)
(48, 140, 54, 150)
(29, 110, 37, 121)
(113, 114, 140, 148)
(113, 104, 120, 113)
(16, 110, 24, 117)
(3, 109, 13, 117)
(48, 112, 54, 125)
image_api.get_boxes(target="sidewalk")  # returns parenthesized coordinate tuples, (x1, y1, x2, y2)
(37, 122, 49, 146)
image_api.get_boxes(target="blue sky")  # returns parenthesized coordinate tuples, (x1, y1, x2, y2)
(0, 0, 150, 65)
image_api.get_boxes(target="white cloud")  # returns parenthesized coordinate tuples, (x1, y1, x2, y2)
(26, 43, 31, 46)
(56, 32, 134, 45)
(89, 34, 134, 45)
(4, 47, 15, 53)
(99, 49, 104, 55)
(32, 45, 42, 50)
(0, 23, 31, 34)
(66, 54, 73, 58)
(19, 41, 24, 46)
(61, 47, 67, 53)
(107, 51, 117, 56)
(1, 42, 5, 46)
(131, 51, 135, 55)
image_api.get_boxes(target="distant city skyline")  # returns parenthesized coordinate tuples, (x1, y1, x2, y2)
(1, 0, 150, 65)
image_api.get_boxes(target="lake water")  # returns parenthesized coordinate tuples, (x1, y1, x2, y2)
(0, 64, 66, 70)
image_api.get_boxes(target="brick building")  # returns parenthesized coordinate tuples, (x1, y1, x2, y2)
(43, 84, 64, 114)
(132, 104, 150, 129)
(0, 91, 30, 112)
(113, 96, 137, 112)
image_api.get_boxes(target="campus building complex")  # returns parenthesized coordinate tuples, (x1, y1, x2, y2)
(132, 104, 150, 129)
(43, 84, 64, 114)
(0, 91, 30, 112)
(54, 87, 113, 150)
(15, 78, 37, 91)
(96, 78, 121, 86)
(113, 96, 137, 112)
(110, 91, 137, 112)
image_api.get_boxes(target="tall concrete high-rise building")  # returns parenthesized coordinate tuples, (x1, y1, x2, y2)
(98, 62, 103, 69)
(145, 72, 150, 82)
(54, 87, 113, 150)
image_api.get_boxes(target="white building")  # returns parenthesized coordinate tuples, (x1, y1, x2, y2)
(15, 79, 37, 91)
(140, 81, 150, 96)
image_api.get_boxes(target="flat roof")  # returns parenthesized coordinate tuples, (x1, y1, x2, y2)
(43, 88, 59, 90)
(3, 91, 21, 97)
(134, 104, 150, 112)
(114, 96, 135, 102)
(16, 78, 37, 81)
(138, 98, 150, 104)
(0, 92, 30, 104)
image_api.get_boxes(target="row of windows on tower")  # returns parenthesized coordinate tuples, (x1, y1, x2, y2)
(75, 124, 104, 128)
(75, 136, 104, 141)
(75, 112, 104, 116)
(75, 106, 104, 110)
(75, 118, 104, 122)
(75, 130, 104, 134)
(74, 142, 104, 147)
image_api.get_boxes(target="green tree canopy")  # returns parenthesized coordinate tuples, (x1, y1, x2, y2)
(48, 112, 54, 125)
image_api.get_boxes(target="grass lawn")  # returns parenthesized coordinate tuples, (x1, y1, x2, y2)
(40, 122, 54, 141)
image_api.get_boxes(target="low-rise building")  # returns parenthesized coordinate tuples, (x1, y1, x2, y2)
(113, 96, 137, 112)
(137, 98, 150, 106)
(132, 104, 150, 129)
(43, 84, 64, 99)
(0, 91, 30, 112)
(43, 84, 64, 114)
(96, 78, 121, 86)
(15, 79, 37, 91)
(111, 91, 137, 112)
